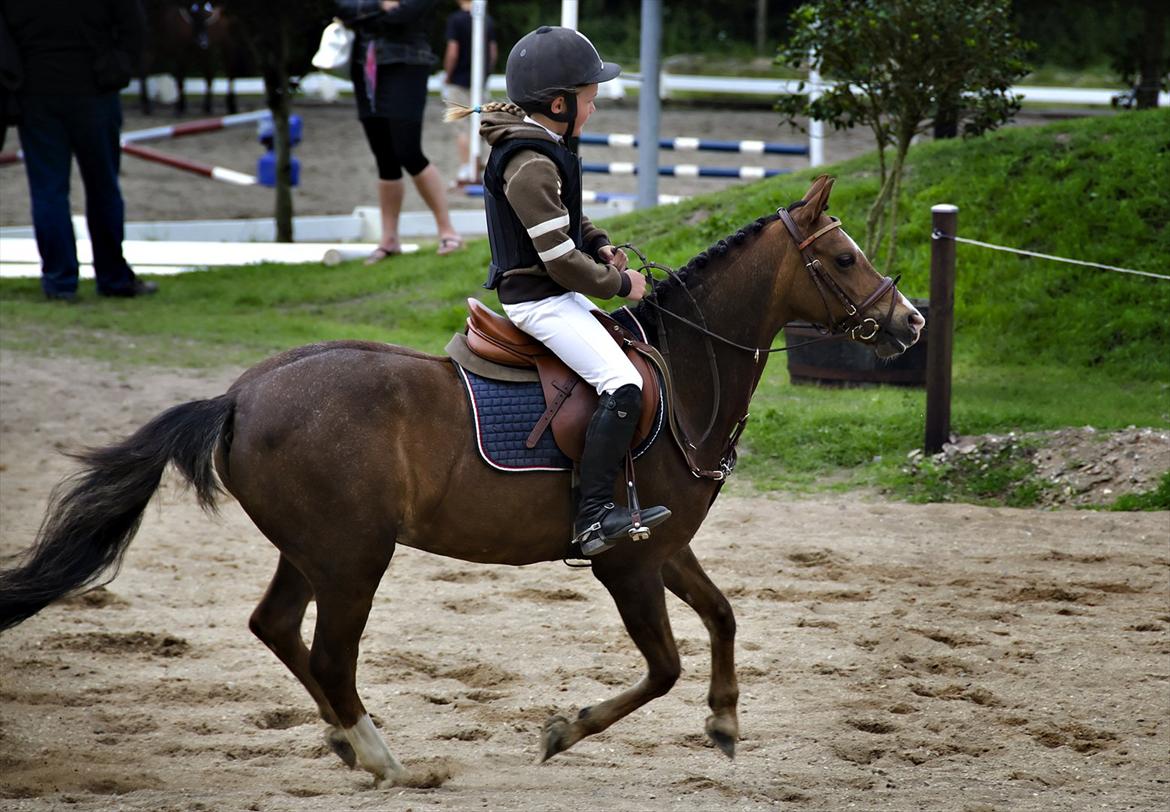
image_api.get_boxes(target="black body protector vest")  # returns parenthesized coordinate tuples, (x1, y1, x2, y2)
(482, 137, 584, 291)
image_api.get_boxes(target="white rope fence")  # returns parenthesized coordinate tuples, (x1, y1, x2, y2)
(932, 230, 1170, 281)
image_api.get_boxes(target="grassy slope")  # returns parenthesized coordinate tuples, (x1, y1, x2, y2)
(2, 108, 1167, 495)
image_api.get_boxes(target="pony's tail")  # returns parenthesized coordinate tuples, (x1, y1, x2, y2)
(0, 395, 234, 632)
(443, 99, 525, 123)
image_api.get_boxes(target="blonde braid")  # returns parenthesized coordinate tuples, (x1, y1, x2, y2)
(443, 100, 525, 123)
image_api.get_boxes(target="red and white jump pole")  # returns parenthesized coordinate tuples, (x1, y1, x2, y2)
(120, 109, 271, 145)
(1, 110, 267, 185)
(120, 142, 258, 185)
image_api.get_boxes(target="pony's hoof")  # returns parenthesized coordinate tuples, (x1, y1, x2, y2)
(374, 773, 402, 790)
(705, 715, 738, 759)
(539, 715, 572, 763)
(324, 725, 358, 768)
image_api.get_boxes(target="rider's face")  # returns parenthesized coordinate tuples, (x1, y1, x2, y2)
(572, 84, 598, 133)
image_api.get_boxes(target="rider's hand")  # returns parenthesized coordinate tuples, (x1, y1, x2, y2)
(599, 244, 629, 272)
(623, 270, 647, 301)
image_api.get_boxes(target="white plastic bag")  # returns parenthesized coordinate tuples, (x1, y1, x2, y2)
(311, 20, 354, 75)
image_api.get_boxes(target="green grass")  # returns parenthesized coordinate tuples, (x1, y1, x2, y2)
(3, 109, 1168, 504)
(1106, 472, 1170, 511)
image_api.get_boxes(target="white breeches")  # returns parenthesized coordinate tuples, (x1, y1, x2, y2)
(503, 291, 642, 395)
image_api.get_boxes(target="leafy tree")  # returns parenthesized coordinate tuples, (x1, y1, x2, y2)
(221, 0, 333, 242)
(776, 0, 1031, 270)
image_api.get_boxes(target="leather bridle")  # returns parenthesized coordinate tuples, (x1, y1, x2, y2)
(617, 203, 907, 481)
(775, 206, 901, 343)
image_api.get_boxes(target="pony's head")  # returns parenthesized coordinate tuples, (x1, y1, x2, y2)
(781, 176, 924, 359)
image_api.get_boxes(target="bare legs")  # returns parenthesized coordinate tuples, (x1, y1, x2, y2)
(375, 179, 405, 253)
(412, 164, 460, 246)
(374, 167, 460, 258)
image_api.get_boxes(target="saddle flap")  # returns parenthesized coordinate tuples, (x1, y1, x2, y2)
(543, 345, 661, 462)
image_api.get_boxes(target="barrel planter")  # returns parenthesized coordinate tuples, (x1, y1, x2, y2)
(784, 299, 929, 387)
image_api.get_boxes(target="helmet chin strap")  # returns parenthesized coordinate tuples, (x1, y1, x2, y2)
(543, 92, 579, 153)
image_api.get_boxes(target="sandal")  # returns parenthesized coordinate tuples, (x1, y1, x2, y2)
(437, 235, 465, 256)
(363, 245, 402, 265)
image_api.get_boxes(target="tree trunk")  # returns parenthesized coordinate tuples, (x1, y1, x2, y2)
(1136, 3, 1167, 109)
(260, 19, 293, 243)
(881, 138, 910, 274)
(865, 156, 896, 259)
(755, 0, 768, 56)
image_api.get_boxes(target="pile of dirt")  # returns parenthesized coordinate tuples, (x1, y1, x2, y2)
(909, 427, 1170, 508)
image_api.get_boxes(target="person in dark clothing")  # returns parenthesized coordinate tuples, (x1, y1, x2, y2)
(442, 0, 496, 185)
(336, 0, 463, 263)
(3, 0, 157, 300)
(0, 7, 21, 150)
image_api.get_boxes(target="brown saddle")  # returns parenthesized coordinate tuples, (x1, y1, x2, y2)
(463, 298, 661, 461)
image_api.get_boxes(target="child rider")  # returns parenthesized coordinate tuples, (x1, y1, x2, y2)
(450, 26, 670, 556)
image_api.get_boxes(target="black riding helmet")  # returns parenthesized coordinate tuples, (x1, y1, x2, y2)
(505, 26, 621, 145)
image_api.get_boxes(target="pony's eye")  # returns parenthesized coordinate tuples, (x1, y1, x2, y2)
(835, 254, 855, 269)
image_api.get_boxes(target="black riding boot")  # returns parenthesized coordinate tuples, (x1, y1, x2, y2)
(573, 384, 671, 556)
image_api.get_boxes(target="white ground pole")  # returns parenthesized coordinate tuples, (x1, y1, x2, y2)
(561, 0, 578, 29)
(808, 49, 825, 168)
(469, 1, 487, 180)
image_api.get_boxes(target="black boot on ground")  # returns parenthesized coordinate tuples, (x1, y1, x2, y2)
(573, 384, 670, 556)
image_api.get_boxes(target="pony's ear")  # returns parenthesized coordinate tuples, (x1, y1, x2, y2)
(797, 175, 835, 226)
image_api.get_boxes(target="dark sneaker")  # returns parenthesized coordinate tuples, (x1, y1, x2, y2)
(99, 278, 158, 298)
(44, 290, 78, 302)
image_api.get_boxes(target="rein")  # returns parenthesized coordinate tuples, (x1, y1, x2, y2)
(617, 205, 903, 481)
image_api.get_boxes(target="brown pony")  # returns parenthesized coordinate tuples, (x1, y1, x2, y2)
(0, 177, 923, 787)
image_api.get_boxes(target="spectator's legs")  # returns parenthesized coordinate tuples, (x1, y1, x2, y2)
(411, 165, 459, 244)
(360, 117, 404, 255)
(18, 95, 80, 297)
(385, 118, 459, 245)
(70, 93, 136, 295)
(375, 178, 404, 252)
(455, 127, 471, 181)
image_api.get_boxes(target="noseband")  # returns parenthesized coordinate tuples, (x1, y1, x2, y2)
(776, 206, 900, 342)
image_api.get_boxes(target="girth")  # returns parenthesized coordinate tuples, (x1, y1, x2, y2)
(462, 298, 660, 461)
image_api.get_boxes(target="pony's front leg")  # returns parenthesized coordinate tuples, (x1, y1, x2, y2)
(540, 568, 680, 761)
(663, 546, 739, 757)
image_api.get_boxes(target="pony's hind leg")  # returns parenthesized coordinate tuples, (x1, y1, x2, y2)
(663, 546, 739, 757)
(308, 559, 406, 787)
(540, 567, 681, 761)
(248, 554, 356, 768)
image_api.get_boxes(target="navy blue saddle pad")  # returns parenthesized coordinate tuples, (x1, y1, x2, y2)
(454, 307, 664, 473)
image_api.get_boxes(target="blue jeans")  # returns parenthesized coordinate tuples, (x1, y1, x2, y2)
(18, 92, 136, 296)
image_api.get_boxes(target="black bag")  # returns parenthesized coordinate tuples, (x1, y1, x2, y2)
(91, 48, 133, 92)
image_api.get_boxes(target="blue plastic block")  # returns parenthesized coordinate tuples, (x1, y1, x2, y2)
(257, 152, 300, 188)
(257, 114, 303, 148)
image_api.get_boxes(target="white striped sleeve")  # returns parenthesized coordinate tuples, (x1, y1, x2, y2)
(527, 214, 570, 239)
(537, 238, 576, 262)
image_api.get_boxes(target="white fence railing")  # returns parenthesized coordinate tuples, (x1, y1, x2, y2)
(129, 73, 1167, 108)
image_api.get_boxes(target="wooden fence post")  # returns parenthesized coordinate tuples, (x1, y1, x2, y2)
(925, 204, 958, 453)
